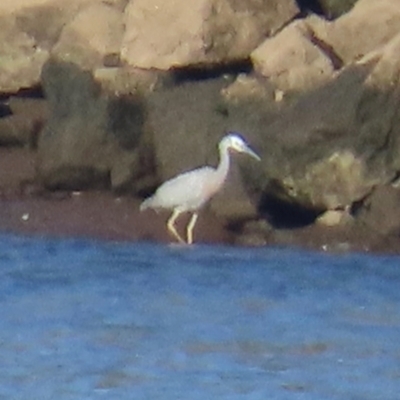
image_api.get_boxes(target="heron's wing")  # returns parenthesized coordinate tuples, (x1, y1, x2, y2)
(149, 166, 217, 211)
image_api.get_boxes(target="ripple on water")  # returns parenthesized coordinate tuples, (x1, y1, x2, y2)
(0, 234, 399, 399)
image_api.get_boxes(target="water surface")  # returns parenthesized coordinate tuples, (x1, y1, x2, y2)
(0, 234, 399, 399)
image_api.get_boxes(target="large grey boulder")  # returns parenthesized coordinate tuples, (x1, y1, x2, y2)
(256, 32, 400, 212)
(37, 60, 148, 191)
(121, 0, 299, 69)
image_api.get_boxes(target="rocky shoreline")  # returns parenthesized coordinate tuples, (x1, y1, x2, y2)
(0, 142, 399, 254)
(1, 0, 400, 253)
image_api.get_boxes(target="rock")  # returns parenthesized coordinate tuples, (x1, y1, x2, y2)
(316, 208, 352, 226)
(313, 0, 400, 64)
(355, 185, 400, 236)
(0, 0, 87, 93)
(255, 34, 400, 214)
(3, 0, 94, 49)
(0, 116, 36, 147)
(235, 219, 272, 246)
(37, 60, 147, 191)
(147, 77, 230, 182)
(51, 2, 124, 69)
(283, 150, 371, 210)
(251, 17, 335, 92)
(7, 97, 48, 118)
(0, 0, 129, 93)
(0, 16, 49, 93)
(221, 74, 275, 105)
(318, 0, 359, 19)
(145, 76, 262, 221)
(93, 67, 163, 95)
(121, 0, 299, 69)
(0, 97, 48, 147)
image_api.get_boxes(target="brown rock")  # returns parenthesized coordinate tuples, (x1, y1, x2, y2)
(0, 16, 48, 93)
(0, 0, 92, 92)
(0, 97, 48, 147)
(0, 115, 39, 147)
(4, 0, 94, 49)
(7, 97, 48, 117)
(121, 0, 299, 69)
(251, 17, 335, 92)
(355, 185, 400, 236)
(0, 0, 129, 92)
(316, 208, 353, 226)
(52, 2, 124, 69)
(221, 74, 275, 104)
(37, 60, 147, 191)
(313, 0, 400, 64)
(318, 0, 359, 19)
(254, 27, 400, 214)
(93, 67, 163, 95)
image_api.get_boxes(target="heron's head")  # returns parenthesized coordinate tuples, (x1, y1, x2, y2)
(222, 132, 261, 161)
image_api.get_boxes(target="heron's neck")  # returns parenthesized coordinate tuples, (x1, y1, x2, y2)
(216, 143, 230, 185)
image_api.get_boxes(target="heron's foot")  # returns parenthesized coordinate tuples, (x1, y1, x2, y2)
(168, 227, 187, 244)
(168, 242, 193, 249)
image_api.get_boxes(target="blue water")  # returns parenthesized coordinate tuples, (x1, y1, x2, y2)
(0, 234, 399, 399)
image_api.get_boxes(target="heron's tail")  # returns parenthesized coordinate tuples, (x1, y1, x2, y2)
(139, 196, 154, 211)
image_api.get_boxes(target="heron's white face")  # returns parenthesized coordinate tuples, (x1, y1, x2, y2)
(224, 133, 261, 161)
(226, 134, 247, 151)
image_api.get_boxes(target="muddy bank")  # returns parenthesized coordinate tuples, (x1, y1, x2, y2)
(0, 147, 399, 254)
(0, 148, 230, 244)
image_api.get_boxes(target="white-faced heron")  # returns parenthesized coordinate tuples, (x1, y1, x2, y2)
(140, 132, 260, 244)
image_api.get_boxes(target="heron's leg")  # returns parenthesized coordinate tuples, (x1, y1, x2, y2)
(167, 209, 186, 244)
(186, 213, 198, 245)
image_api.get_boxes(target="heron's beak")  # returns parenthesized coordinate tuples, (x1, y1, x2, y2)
(243, 145, 261, 161)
